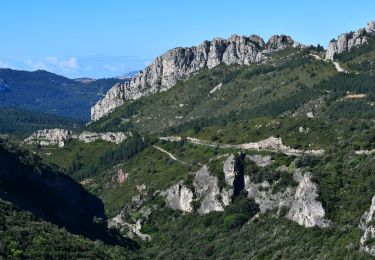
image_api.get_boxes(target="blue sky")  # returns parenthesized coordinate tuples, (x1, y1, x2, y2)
(0, 0, 374, 78)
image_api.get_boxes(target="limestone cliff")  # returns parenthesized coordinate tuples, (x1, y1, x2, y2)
(91, 34, 303, 121)
(359, 195, 375, 256)
(325, 21, 375, 60)
(286, 169, 330, 228)
(161, 153, 329, 228)
(24, 128, 131, 147)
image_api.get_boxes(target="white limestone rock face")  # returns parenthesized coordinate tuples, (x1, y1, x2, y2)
(244, 167, 329, 228)
(91, 34, 301, 121)
(246, 154, 272, 167)
(287, 169, 330, 228)
(359, 195, 375, 256)
(160, 156, 329, 229)
(193, 165, 224, 214)
(108, 198, 152, 241)
(326, 20, 375, 60)
(24, 129, 130, 146)
(24, 128, 72, 147)
(162, 165, 229, 214)
(161, 181, 193, 212)
(78, 131, 130, 144)
(223, 154, 237, 186)
(245, 176, 295, 214)
(91, 84, 127, 121)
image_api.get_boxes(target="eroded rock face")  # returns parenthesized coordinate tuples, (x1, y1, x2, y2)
(161, 181, 194, 212)
(161, 155, 329, 229)
(161, 165, 229, 214)
(359, 195, 375, 256)
(245, 167, 329, 228)
(223, 154, 237, 186)
(194, 165, 224, 214)
(326, 21, 375, 60)
(78, 131, 131, 144)
(24, 129, 131, 147)
(245, 176, 295, 214)
(24, 128, 72, 147)
(247, 154, 272, 167)
(91, 34, 302, 121)
(286, 169, 330, 228)
(91, 84, 127, 121)
(108, 195, 152, 241)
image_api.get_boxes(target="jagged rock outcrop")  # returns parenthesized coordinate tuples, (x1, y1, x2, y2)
(161, 154, 329, 228)
(108, 193, 152, 241)
(326, 21, 375, 60)
(24, 128, 131, 147)
(161, 165, 230, 214)
(24, 128, 72, 147)
(162, 181, 194, 212)
(245, 176, 295, 214)
(194, 165, 225, 214)
(246, 168, 329, 228)
(359, 195, 375, 256)
(286, 169, 330, 228)
(91, 34, 303, 121)
(247, 154, 272, 167)
(90, 84, 128, 122)
(78, 131, 130, 144)
(109, 206, 152, 241)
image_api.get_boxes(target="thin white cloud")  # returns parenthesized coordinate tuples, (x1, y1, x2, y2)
(25, 59, 48, 70)
(103, 63, 127, 72)
(46, 56, 79, 70)
(0, 60, 11, 68)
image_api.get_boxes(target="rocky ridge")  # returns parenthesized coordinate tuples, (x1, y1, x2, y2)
(326, 21, 375, 60)
(162, 153, 329, 228)
(91, 34, 304, 121)
(24, 128, 131, 147)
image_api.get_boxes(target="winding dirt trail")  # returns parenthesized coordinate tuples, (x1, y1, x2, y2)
(153, 145, 185, 164)
(309, 53, 347, 73)
(332, 61, 347, 73)
(159, 136, 324, 157)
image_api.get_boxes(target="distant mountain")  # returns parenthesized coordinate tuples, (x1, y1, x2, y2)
(113, 71, 139, 80)
(0, 68, 127, 120)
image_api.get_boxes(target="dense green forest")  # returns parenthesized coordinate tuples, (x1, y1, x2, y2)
(0, 106, 83, 136)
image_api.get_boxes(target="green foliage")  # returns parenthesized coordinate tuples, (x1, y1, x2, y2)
(69, 136, 150, 181)
(0, 106, 83, 136)
(0, 199, 135, 259)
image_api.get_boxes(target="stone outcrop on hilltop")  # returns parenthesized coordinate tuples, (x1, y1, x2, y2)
(326, 21, 375, 60)
(91, 34, 304, 121)
(24, 128, 131, 147)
